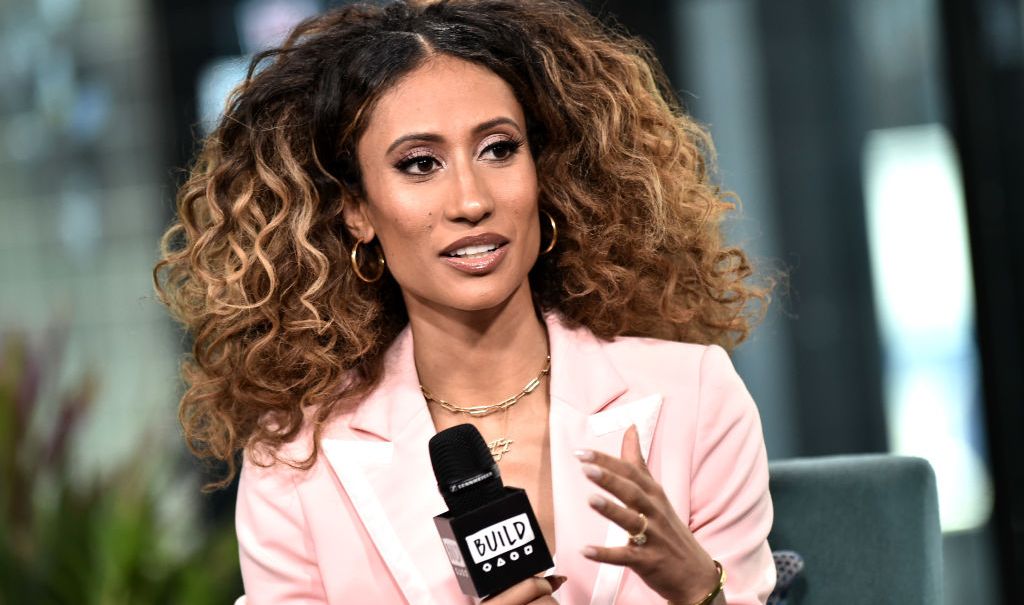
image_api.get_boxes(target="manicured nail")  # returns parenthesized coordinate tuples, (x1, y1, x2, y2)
(581, 546, 598, 558)
(547, 575, 568, 591)
(582, 464, 603, 480)
(574, 449, 595, 461)
(588, 494, 607, 509)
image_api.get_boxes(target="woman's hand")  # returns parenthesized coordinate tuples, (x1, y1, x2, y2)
(575, 426, 724, 605)
(480, 575, 567, 605)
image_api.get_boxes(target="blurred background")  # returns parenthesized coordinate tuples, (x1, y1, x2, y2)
(1, 0, 1021, 602)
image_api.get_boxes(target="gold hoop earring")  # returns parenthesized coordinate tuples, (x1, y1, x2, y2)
(350, 240, 385, 283)
(540, 210, 558, 255)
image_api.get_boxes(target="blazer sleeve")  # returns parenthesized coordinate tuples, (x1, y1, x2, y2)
(235, 453, 328, 604)
(689, 345, 776, 605)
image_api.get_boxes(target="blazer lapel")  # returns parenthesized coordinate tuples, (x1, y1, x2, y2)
(321, 328, 465, 605)
(545, 315, 663, 605)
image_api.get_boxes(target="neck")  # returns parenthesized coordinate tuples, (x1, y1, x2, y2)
(405, 283, 549, 406)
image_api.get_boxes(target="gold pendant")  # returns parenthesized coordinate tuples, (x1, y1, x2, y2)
(488, 438, 514, 462)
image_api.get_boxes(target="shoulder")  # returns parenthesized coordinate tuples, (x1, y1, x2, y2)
(597, 331, 739, 395)
(602, 332, 710, 368)
(547, 312, 743, 398)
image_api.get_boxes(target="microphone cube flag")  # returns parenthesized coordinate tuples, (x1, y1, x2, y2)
(433, 486, 554, 598)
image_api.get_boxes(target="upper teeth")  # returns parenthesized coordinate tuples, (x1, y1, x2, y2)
(450, 244, 499, 257)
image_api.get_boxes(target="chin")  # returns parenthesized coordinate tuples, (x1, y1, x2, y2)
(399, 263, 533, 315)
(431, 275, 530, 314)
(445, 288, 520, 313)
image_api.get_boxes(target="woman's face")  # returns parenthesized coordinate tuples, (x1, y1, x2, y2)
(346, 55, 541, 315)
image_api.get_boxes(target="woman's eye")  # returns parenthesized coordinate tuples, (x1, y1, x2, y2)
(397, 155, 441, 175)
(482, 140, 522, 161)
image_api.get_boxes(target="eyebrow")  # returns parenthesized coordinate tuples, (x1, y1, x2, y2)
(384, 117, 523, 155)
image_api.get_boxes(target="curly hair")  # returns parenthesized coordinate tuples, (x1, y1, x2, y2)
(154, 0, 770, 489)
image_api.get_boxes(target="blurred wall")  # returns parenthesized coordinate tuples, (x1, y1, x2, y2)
(0, 0, 181, 479)
(0, 1, 246, 600)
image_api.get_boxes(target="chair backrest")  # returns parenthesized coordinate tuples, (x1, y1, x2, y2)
(768, 454, 943, 604)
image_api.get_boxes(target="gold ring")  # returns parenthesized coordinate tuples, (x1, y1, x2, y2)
(628, 512, 648, 546)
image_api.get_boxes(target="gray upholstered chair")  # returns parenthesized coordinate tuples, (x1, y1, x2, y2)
(767, 454, 943, 604)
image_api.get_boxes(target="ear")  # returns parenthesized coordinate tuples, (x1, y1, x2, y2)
(341, 195, 376, 243)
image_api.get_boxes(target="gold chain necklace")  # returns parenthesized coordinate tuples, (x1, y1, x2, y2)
(422, 355, 550, 462)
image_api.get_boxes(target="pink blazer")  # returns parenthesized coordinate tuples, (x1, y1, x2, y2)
(235, 313, 776, 604)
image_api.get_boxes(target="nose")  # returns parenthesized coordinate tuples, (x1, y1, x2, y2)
(444, 161, 494, 225)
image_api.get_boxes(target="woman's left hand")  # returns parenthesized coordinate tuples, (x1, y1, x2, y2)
(575, 425, 723, 605)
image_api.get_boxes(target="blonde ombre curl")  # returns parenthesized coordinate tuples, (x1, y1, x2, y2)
(154, 0, 770, 488)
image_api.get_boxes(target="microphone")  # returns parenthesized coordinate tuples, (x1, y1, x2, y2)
(429, 424, 555, 599)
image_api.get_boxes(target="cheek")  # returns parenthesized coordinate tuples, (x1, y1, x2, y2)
(364, 191, 436, 262)
(362, 174, 432, 232)
(371, 203, 433, 245)
(493, 163, 539, 213)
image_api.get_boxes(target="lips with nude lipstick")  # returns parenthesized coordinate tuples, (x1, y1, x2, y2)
(440, 233, 510, 275)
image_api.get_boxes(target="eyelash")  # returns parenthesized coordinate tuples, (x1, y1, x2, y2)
(394, 137, 525, 176)
(484, 137, 525, 161)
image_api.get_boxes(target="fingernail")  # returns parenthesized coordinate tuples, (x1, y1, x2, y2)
(548, 575, 568, 591)
(582, 464, 603, 480)
(574, 449, 595, 462)
(581, 546, 598, 558)
(588, 494, 607, 509)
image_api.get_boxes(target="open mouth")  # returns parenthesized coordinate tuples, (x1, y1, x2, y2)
(443, 243, 505, 258)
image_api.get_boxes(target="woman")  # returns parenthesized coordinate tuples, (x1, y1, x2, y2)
(154, 0, 775, 603)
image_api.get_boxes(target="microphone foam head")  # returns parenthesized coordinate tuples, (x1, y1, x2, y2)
(429, 423, 504, 512)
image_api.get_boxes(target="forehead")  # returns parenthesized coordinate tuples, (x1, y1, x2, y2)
(360, 55, 526, 145)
